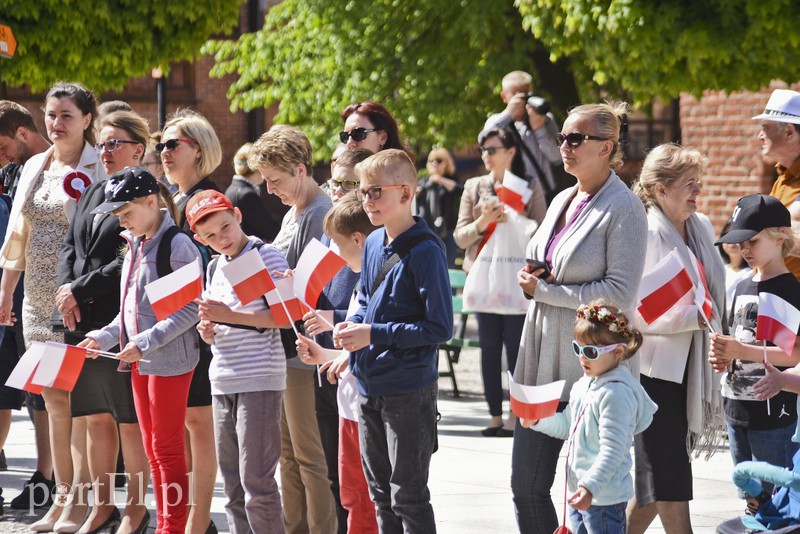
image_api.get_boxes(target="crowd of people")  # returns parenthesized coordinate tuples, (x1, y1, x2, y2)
(0, 72, 797, 534)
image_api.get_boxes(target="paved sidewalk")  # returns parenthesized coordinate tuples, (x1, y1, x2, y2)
(0, 337, 747, 532)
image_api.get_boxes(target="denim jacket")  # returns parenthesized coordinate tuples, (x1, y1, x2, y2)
(88, 212, 200, 376)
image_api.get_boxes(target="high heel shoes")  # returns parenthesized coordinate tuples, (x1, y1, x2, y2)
(130, 509, 151, 534)
(79, 507, 121, 534)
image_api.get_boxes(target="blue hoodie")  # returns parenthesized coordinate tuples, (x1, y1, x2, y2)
(534, 365, 657, 506)
(348, 217, 453, 396)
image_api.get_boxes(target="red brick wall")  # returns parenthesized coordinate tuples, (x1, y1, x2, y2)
(680, 82, 800, 234)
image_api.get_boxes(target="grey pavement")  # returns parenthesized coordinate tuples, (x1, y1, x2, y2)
(0, 321, 748, 532)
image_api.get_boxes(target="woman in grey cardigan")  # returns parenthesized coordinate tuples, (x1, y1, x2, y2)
(512, 102, 648, 533)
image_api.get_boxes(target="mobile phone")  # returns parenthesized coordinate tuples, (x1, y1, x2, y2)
(526, 258, 551, 278)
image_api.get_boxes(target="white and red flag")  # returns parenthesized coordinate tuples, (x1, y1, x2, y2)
(5, 342, 47, 394)
(757, 292, 800, 356)
(145, 259, 203, 321)
(266, 277, 310, 327)
(690, 254, 714, 321)
(495, 171, 533, 214)
(293, 239, 346, 309)
(30, 342, 87, 392)
(507, 372, 565, 421)
(221, 248, 276, 305)
(636, 249, 694, 324)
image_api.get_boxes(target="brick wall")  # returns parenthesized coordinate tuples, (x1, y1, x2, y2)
(680, 82, 800, 234)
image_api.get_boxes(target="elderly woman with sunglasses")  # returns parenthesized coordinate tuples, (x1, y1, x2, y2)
(512, 102, 648, 534)
(160, 109, 223, 534)
(626, 144, 725, 534)
(417, 148, 462, 267)
(454, 129, 544, 439)
(0, 82, 107, 532)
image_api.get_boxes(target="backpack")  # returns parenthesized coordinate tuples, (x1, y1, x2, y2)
(155, 225, 212, 279)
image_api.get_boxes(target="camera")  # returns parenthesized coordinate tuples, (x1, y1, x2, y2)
(525, 93, 551, 115)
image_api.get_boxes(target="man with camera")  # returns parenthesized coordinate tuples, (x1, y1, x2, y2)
(481, 70, 564, 205)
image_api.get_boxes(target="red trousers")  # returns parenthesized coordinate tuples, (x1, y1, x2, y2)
(339, 418, 378, 534)
(131, 368, 193, 534)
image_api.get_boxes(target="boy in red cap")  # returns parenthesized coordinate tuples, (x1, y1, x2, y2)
(187, 189, 289, 533)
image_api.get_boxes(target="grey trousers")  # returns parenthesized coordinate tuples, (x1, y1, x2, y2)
(213, 390, 285, 534)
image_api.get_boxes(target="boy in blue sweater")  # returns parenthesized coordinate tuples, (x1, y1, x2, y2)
(334, 149, 453, 533)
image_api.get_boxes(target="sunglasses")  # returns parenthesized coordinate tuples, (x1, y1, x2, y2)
(571, 340, 624, 360)
(428, 159, 443, 165)
(479, 146, 506, 156)
(557, 132, 608, 149)
(95, 139, 138, 152)
(339, 127, 377, 143)
(328, 177, 360, 192)
(356, 184, 404, 202)
(155, 138, 195, 153)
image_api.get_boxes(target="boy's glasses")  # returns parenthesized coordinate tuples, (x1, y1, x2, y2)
(571, 340, 624, 360)
(356, 185, 404, 202)
(95, 139, 138, 152)
(328, 178, 360, 192)
(479, 146, 506, 156)
(339, 127, 377, 143)
(429, 159, 443, 165)
(557, 132, 608, 149)
(155, 138, 195, 153)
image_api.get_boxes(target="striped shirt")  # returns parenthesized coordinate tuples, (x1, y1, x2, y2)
(204, 237, 289, 394)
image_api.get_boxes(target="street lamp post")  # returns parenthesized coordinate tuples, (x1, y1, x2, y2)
(151, 66, 167, 131)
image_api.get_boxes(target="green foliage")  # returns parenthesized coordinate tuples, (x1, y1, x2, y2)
(0, 0, 242, 92)
(205, 0, 566, 160)
(515, 0, 800, 105)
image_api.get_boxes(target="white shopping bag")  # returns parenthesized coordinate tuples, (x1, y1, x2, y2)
(462, 212, 531, 315)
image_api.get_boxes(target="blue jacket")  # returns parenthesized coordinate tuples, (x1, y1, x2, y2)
(349, 218, 453, 396)
(534, 365, 657, 506)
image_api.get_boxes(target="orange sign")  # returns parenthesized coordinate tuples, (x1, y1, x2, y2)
(0, 25, 16, 60)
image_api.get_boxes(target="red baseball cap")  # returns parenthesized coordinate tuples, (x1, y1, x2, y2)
(185, 190, 234, 231)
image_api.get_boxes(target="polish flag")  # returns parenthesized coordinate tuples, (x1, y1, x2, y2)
(496, 171, 533, 214)
(691, 255, 714, 320)
(266, 277, 310, 327)
(757, 292, 800, 356)
(636, 249, 694, 324)
(5, 342, 46, 394)
(293, 238, 346, 309)
(145, 259, 203, 321)
(508, 372, 565, 421)
(221, 248, 276, 305)
(30, 342, 87, 392)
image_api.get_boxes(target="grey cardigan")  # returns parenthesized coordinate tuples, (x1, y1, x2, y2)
(88, 212, 201, 376)
(514, 172, 647, 399)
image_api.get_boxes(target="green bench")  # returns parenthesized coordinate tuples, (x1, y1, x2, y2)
(438, 270, 480, 397)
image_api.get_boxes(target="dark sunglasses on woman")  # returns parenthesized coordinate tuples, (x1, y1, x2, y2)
(155, 138, 194, 153)
(339, 127, 377, 143)
(557, 132, 608, 149)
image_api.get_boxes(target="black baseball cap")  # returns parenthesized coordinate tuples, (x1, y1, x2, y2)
(91, 167, 161, 215)
(715, 194, 790, 244)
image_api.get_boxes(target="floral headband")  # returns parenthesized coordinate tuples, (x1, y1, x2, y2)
(576, 304, 635, 341)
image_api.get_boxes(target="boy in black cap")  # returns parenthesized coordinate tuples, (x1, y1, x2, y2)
(710, 194, 800, 505)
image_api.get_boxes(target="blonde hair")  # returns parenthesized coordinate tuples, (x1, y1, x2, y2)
(763, 227, 797, 258)
(162, 109, 222, 178)
(502, 71, 532, 92)
(574, 300, 643, 360)
(427, 148, 455, 177)
(568, 101, 629, 170)
(233, 142, 255, 177)
(354, 149, 417, 187)
(249, 124, 313, 177)
(634, 143, 707, 206)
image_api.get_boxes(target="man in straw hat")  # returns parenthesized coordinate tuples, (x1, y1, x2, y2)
(753, 89, 800, 279)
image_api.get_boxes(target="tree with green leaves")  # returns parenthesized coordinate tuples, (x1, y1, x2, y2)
(204, 0, 581, 160)
(0, 0, 242, 92)
(515, 0, 800, 103)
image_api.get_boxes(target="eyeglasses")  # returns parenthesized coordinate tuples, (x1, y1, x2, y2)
(429, 159, 443, 165)
(571, 340, 624, 360)
(356, 184, 404, 201)
(479, 146, 506, 156)
(328, 178, 360, 192)
(95, 139, 138, 152)
(155, 138, 195, 153)
(557, 132, 608, 149)
(339, 127, 377, 143)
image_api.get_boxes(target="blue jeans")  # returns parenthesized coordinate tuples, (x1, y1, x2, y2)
(358, 383, 438, 534)
(568, 502, 626, 534)
(511, 408, 567, 534)
(475, 313, 525, 417)
(727, 422, 799, 496)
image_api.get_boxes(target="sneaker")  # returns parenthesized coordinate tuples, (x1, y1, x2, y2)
(9, 471, 54, 510)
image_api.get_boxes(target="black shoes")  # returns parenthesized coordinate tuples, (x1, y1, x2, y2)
(481, 426, 514, 437)
(9, 471, 55, 510)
